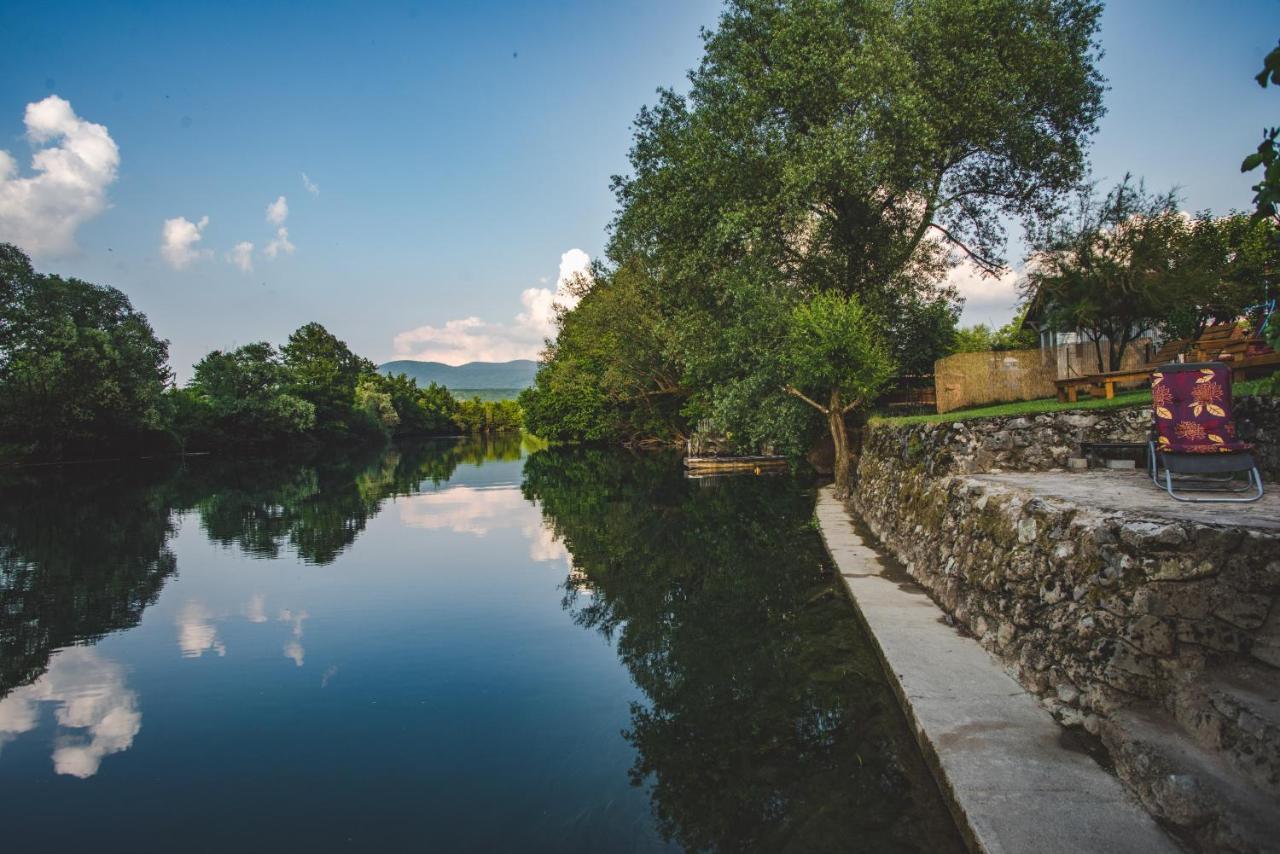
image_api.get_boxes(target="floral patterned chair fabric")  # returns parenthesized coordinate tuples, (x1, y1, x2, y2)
(1147, 361, 1263, 503)
(1151, 363, 1250, 454)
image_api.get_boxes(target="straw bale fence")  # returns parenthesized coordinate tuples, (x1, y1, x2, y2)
(933, 339, 1150, 413)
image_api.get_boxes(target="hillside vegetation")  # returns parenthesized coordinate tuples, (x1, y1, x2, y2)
(377, 360, 537, 391)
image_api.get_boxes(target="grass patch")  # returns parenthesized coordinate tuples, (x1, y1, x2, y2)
(874, 377, 1274, 427)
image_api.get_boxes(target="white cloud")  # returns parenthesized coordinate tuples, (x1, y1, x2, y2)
(278, 608, 308, 667)
(301, 173, 319, 196)
(266, 195, 288, 226)
(226, 240, 254, 272)
(264, 226, 294, 259)
(392, 316, 538, 365)
(393, 248, 591, 365)
(243, 593, 268, 623)
(527, 517, 569, 563)
(0, 95, 120, 257)
(399, 485, 529, 537)
(176, 600, 226, 658)
(398, 486, 568, 563)
(161, 215, 211, 269)
(947, 259, 1022, 327)
(0, 647, 141, 779)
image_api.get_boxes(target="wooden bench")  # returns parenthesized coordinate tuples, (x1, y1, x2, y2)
(1053, 323, 1252, 403)
(1227, 349, 1280, 379)
(1055, 348, 1279, 402)
(1055, 368, 1151, 402)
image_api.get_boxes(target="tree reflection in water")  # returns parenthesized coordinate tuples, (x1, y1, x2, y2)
(0, 463, 179, 696)
(523, 448, 962, 854)
(0, 434, 527, 700)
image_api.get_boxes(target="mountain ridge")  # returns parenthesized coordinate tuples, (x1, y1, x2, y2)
(377, 359, 538, 390)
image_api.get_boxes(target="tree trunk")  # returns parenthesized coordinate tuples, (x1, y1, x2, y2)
(783, 384, 857, 498)
(828, 389, 853, 498)
(1091, 336, 1105, 374)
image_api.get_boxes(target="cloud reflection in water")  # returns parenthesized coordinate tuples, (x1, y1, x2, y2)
(0, 647, 140, 778)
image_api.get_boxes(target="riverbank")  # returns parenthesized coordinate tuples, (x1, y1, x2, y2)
(815, 487, 1177, 853)
(839, 400, 1280, 852)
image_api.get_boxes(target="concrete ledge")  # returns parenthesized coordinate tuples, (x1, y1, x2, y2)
(815, 486, 1177, 854)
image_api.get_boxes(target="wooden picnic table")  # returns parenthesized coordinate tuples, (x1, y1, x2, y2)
(1053, 349, 1280, 403)
(1054, 368, 1150, 402)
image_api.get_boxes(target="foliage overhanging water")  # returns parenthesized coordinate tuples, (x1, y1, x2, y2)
(0, 439, 960, 852)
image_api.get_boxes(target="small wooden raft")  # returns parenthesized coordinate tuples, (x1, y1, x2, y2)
(684, 455, 788, 476)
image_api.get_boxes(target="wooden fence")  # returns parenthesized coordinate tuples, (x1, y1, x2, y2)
(933, 339, 1151, 414)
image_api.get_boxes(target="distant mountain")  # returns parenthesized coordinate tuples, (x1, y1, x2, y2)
(377, 359, 539, 390)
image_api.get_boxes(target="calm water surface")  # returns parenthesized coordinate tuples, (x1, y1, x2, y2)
(0, 438, 961, 852)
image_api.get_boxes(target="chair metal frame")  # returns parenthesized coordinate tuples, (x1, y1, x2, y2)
(1146, 441, 1264, 503)
(1145, 361, 1265, 503)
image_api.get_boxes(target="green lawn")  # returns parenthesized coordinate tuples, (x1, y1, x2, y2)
(874, 378, 1273, 427)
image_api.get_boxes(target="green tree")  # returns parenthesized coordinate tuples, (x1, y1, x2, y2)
(189, 342, 315, 446)
(1242, 39, 1280, 229)
(0, 244, 171, 457)
(951, 324, 997, 354)
(1240, 40, 1280, 377)
(993, 308, 1040, 351)
(782, 293, 894, 494)
(598, 0, 1104, 467)
(366, 373, 459, 436)
(521, 262, 685, 444)
(414, 380, 461, 434)
(1163, 212, 1277, 341)
(355, 376, 399, 433)
(281, 322, 373, 434)
(1026, 177, 1188, 373)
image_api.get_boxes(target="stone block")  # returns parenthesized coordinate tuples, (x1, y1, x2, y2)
(1126, 615, 1176, 657)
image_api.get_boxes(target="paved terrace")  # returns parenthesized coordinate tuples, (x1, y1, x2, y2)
(974, 469, 1280, 532)
(815, 485, 1178, 854)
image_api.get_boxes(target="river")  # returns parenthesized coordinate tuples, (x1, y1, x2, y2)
(0, 438, 961, 852)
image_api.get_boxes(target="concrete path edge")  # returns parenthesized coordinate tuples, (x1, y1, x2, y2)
(814, 485, 1178, 854)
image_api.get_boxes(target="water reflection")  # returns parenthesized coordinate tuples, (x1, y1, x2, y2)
(524, 448, 963, 853)
(399, 484, 568, 563)
(0, 647, 140, 778)
(0, 438, 958, 851)
(176, 600, 228, 658)
(279, 608, 308, 666)
(0, 465, 178, 696)
(0, 436, 527, 699)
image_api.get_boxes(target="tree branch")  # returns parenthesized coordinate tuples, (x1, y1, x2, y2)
(783, 385, 829, 415)
(929, 223, 1003, 275)
(898, 170, 946, 264)
(841, 397, 863, 414)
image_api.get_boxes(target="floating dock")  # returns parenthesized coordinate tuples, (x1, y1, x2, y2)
(683, 455, 788, 476)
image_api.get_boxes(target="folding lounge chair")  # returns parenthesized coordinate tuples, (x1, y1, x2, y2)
(1146, 362, 1264, 502)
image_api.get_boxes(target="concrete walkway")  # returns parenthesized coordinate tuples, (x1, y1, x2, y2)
(815, 486, 1177, 854)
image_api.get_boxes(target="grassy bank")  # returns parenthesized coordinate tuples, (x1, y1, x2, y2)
(875, 378, 1272, 427)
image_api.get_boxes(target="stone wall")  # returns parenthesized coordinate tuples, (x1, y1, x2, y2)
(853, 400, 1280, 850)
(882, 406, 1150, 475)
(881, 395, 1279, 482)
(1237, 394, 1280, 483)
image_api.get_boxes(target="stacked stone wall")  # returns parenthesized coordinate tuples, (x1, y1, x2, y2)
(872, 396, 1279, 481)
(853, 399, 1280, 849)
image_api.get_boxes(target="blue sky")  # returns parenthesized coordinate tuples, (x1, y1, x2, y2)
(1, 0, 1276, 378)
